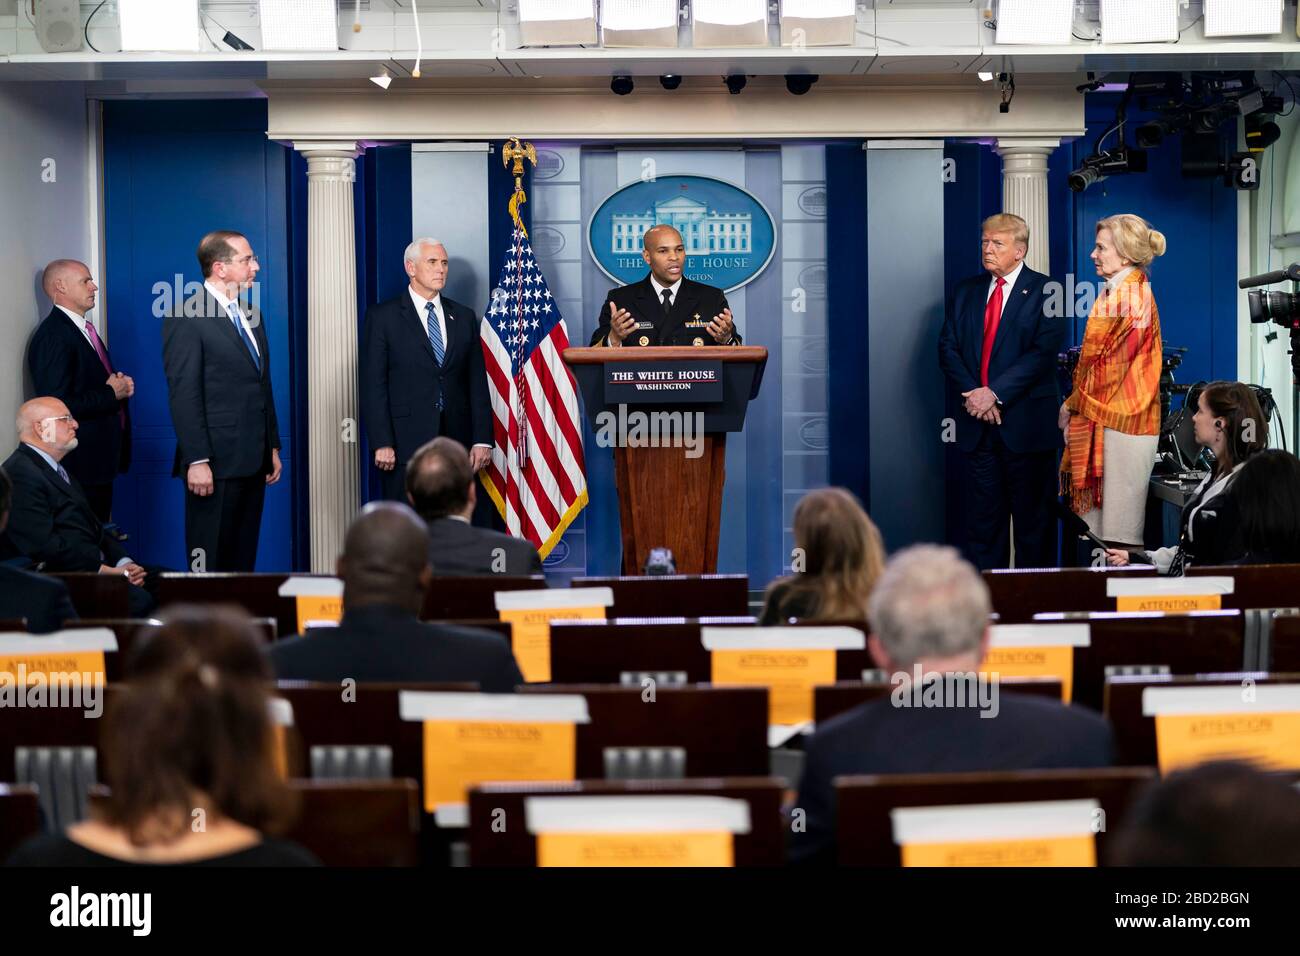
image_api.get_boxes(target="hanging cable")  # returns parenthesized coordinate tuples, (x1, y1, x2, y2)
(410, 0, 423, 78)
(85, 0, 108, 53)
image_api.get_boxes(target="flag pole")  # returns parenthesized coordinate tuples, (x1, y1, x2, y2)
(502, 137, 536, 471)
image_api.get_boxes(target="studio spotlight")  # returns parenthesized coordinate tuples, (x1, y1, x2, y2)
(724, 74, 747, 95)
(611, 75, 635, 95)
(977, 71, 995, 82)
(370, 69, 393, 90)
(660, 74, 682, 90)
(785, 74, 819, 95)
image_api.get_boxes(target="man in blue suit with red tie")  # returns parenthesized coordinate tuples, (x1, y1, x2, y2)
(938, 214, 1066, 570)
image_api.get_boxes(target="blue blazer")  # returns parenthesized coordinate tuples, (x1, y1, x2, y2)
(938, 267, 1065, 454)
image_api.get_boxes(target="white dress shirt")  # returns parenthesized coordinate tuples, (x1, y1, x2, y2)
(55, 304, 103, 350)
(985, 260, 1024, 318)
(407, 286, 490, 451)
(23, 442, 132, 567)
(649, 274, 684, 308)
(409, 285, 449, 352)
(204, 281, 260, 357)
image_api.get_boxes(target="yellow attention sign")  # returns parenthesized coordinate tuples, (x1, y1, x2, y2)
(498, 606, 606, 683)
(710, 648, 836, 725)
(536, 831, 734, 867)
(1154, 712, 1300, 774)
(295, 596, 343, 633)
(980, 645, 1073, 702)
(901, 835, 1096, 868)
(1116, 595, 1222, 613)
(0, 651, 106, 683)
(421, 719, 577, 812)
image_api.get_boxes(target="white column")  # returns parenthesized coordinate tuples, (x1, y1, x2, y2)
(295, 141, 361, 573)
(995, 138, 1059, 275)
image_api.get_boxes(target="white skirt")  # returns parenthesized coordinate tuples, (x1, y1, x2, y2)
(1080, 428, 1158, 547)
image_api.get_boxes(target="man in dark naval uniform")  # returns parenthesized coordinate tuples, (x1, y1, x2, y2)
(591, 224, 742, 348)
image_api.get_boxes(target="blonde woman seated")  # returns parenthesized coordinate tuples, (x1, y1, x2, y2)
(760, 487, 885, 624)
(1061, 214, 1166, 549)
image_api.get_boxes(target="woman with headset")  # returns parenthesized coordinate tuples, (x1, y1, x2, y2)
(1105, 381, 1266, 574)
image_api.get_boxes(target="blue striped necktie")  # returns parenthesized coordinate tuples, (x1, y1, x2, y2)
(227, 303, 261, 371)
(425, 301, 445, 365)
(426, 300, 445, 411)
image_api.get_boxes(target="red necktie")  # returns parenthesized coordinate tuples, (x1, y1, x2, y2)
(85, 322, 126, 429)
(979, 276, 1006, 387)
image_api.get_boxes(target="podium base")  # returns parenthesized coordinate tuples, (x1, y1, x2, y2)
(614, 435, 726, 575)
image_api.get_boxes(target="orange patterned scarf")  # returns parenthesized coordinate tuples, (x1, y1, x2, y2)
(1060, 269, 1163, 515)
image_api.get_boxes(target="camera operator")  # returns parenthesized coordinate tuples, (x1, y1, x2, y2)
(1106, 381, 1266, 574)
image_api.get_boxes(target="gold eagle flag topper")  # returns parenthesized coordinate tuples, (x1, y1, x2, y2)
(503, 137, 537, 234)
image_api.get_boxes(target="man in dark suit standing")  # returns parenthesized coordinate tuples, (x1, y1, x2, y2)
(406, 437, 543, 576)
(267, 502, 523, 690)
(27, 259, 133, 523)
(0, 465, 78, 633)
(1, 398, 156, 617)
(360, 238, 494, 503)
(591, 225, 741, 348)
(789, 545, 1113, 864)
(938, 213, 1065, 570)
(162, 230, 281, 572)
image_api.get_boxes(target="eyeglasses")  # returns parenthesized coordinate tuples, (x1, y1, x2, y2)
(41, 415, 75, 426)
(222, 255, 259, 266)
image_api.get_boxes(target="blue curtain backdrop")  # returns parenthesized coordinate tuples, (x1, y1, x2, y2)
(102, 99, 299, 571)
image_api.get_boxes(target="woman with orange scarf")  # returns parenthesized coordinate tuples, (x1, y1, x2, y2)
(1060, 214, 1166, 548)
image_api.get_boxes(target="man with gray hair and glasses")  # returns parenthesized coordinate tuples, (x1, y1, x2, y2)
(360, 238, 494, 505)
(789, 544, 1113, 864)
(1, 398, 159, 616)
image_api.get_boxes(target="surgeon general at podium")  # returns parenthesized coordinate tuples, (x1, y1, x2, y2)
(591, 225, 743, 348)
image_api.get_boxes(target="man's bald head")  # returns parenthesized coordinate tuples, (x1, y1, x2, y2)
(337, 501, 432, 612)
(17, 397, 77, 460)
(42, 259, 97, 316)
(17, 397, 66, 438)
(643, 224, 683, 252)
(642, 225, 686, 287)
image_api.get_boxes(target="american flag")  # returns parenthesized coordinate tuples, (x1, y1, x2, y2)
(479, 226, 588, 556)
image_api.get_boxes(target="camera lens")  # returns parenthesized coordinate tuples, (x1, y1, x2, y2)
(1068, 166, 1101, 192)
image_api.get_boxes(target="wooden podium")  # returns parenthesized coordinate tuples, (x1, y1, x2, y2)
(563, 346, 767, 574)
